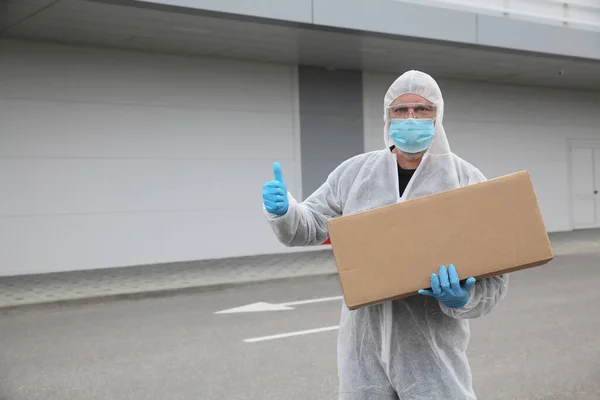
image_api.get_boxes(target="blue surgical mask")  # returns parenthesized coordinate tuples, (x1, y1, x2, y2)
(389, 118, 435, 153)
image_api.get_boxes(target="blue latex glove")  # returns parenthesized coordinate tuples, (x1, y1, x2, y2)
(418, 264, 476, 308)
(262, 162, 289, 216)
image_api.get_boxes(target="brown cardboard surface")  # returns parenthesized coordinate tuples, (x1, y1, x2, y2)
(326, 171, 554, 310)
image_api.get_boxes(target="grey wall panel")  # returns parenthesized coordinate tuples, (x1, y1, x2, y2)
(300, 115, 364, 160)
(132, 0, 313, 23)
(302, 159, 349, 199)
(298, 66, 364, 199)
(312, 0, 478, 44)
(477, 15, 600, 60)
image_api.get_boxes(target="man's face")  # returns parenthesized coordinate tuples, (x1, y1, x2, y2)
(390, 93, 436, 161)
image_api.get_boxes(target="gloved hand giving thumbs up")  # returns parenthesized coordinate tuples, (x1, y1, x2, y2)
(262, 162, 289, 216)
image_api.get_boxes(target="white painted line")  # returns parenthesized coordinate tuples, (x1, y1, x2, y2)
(214, 302, 293, 314)
(215, 295, 344, 314)
(283, 296, 343, 307)
(244, 325, 340, 343)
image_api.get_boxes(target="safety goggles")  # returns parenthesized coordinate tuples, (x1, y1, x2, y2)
(387, 103, 437, 119)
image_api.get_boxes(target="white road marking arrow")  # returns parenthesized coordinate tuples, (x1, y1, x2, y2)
(214, 295, 343, 314)
(244, 325, 340, 343)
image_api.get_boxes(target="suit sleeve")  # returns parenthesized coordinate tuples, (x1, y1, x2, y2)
(263, 170, 344, 247)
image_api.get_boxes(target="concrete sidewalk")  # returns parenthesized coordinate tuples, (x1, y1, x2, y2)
(0, 229, 598, 309)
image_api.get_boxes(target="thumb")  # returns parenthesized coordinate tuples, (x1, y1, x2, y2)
(463, 277, 476, 291)
(272, 162, 285, 185)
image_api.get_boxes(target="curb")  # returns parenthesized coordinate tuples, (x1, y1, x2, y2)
(0, 272, 340, 313)
(1, 248, 598, 313)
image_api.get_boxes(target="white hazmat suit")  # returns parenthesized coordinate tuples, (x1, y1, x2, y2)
(265, 70, 509, 399)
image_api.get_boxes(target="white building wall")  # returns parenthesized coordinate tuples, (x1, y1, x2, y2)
(363, 72, 600, 233)
(0, 39, 301, 276)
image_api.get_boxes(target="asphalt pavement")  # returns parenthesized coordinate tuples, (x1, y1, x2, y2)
(1, 253, 599, 400)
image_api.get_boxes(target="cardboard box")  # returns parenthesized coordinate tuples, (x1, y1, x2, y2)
(326, 171, 554, 310)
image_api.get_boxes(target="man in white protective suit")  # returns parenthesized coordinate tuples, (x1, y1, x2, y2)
(261, 70, 509, 400)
